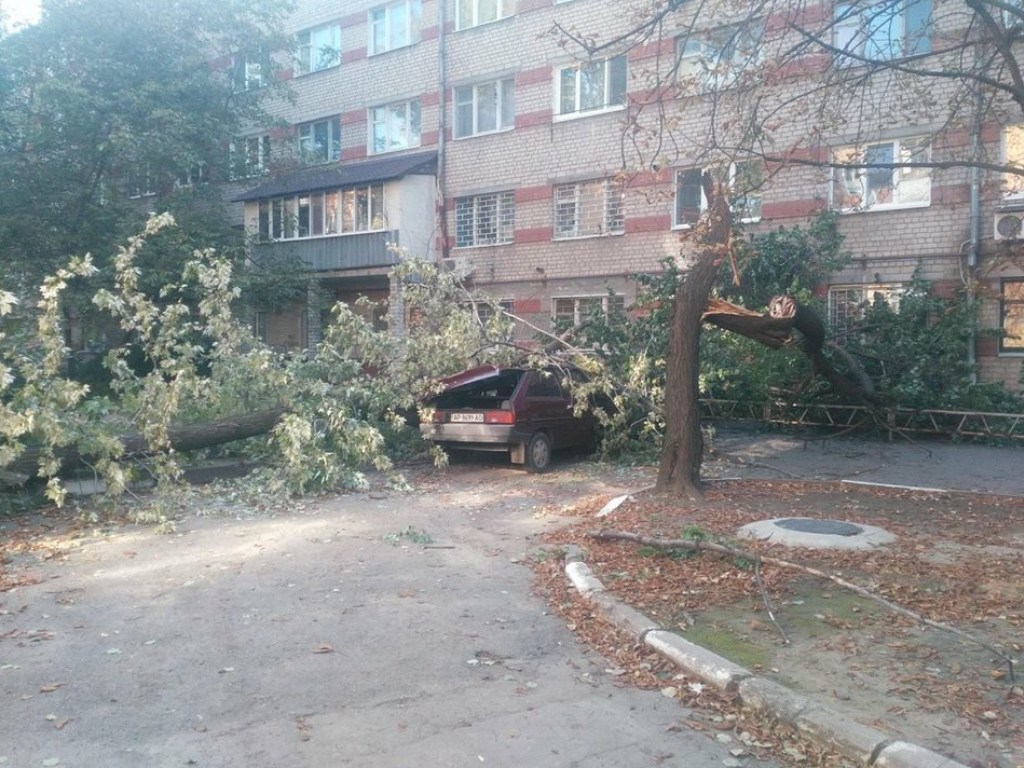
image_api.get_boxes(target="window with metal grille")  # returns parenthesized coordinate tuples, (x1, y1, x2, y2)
(553, 295, 625, 326)
(553, 179, 624, 239)
(455, 191, 515, 247)
(828, 284, 902, 343)
(462, 298, 514, 325)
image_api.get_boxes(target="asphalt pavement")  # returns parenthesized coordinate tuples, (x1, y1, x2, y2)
(1, 464, 753, 768)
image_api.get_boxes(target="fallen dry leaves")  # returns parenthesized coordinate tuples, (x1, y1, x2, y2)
(534, 480, 1024, 767)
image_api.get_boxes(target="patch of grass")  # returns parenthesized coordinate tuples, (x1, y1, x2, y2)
(382, 526, 433, 546)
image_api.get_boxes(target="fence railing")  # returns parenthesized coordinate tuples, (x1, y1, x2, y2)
(699, 399, 1024, 441)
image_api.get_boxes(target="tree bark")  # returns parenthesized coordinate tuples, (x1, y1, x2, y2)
(656, 177, 733, 498)
(5, 408, 284, 481)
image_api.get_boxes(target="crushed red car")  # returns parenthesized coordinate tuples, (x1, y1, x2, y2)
(419, 364, 595, 471)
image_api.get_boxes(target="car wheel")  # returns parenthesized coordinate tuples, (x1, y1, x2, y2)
(525, 432, 552, 473)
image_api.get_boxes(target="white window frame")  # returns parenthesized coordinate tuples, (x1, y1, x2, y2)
(831, 137, 931, 213)
(554, 55, 627, 120)
(369, 0, 422, 55)
(298, 117, 341, 165)
(828, 283, 903, 343)
(676, 21, 763, 93)
(1000, 277, 1024, 355)
(454, 78, 515, 138)
(672, 161, 763, 229)
(296, 23, 341, 75)
(553, 179, 625, 240)
(256, 183, 386, 241)
(552, 295, 625, 326)
(832, 0, 931, 66)
(230, 135, 271, 180)
(1003, 124, 1024, 199)
(455, 191, 515, 248)
(232, 55, 266, 92)
(456, 0, 514, 30)
(369, 100, 422, 154)
(126, 164, 156, 199)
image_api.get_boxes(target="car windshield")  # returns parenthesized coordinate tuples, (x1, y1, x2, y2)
(431, 369, 523, 410)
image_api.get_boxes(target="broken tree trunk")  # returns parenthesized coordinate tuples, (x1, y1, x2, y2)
(703, 295, 880, 404)
(4, 407, 285, 482)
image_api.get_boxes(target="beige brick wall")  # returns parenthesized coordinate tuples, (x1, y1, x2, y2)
(236, 0, 1024, 392)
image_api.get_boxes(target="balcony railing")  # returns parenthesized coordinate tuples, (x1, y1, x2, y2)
(253, 230, 400, 272)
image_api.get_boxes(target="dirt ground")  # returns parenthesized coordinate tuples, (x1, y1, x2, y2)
(535, 479, 1024, 768)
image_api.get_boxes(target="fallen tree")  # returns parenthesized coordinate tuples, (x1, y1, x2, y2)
(3, 408, 285, 484)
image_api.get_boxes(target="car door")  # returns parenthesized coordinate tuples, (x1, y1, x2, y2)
(519, 369, 578, 449)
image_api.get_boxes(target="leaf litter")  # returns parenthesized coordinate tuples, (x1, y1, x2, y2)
(534, 480, 1024, 768)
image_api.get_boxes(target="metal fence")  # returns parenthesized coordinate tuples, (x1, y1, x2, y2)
(699, 399, 1024, 441)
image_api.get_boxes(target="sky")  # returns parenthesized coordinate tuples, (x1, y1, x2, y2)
(1, 0, 42, 29)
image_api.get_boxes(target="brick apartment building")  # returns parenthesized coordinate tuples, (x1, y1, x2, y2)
(225, 0, 1024, 391)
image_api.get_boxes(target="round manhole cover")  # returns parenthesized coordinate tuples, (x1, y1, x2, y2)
(774, 518, 863, 537)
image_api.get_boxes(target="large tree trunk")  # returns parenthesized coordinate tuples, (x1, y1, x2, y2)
(4, 408, 284, 482)
(656, 177, 733, 498)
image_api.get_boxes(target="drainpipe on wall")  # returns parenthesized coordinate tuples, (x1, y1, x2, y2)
(967, 68, 983, 385)
(436, 0, 449, 262)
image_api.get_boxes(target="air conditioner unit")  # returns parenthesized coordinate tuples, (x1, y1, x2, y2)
(441, 256, 475, 278)
(995, 211, 1024, 241)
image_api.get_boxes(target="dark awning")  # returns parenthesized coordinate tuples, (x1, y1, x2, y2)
(233, 150, 437, 202)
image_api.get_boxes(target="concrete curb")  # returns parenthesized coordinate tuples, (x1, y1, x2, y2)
(563, 558, 969, 768)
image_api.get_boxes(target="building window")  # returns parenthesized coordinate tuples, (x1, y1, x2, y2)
(553, 295, 625, 327)
(676, 22, 763, 93)
(556, 56, 627, 118)
(369, 0, 422, 54)
(175, 162, 208, 189)
(462, 298, 514, 324)
(456, 0, 513, 30)
(673, 161, 763, 227)
(298, 117, 341, 165)
(254, 311, 269, 342)
(833, 0, 931, 65)
(369, 100, 421, 154)
(455, 191, 515, 247)
(1001, 278, 1024, 353)
(296, 23, 341, 75)
(1004, 125, 1024, 198)
(256, 183, 385, 241)
(454, 79, 515, 138)
(126, 164, 156, 199)
(828, 284, 903, 342)
(553, 179, 624, 239)
(231, 54, 266, 92)
(230, 135, 271, 179)
(832, 137, 930, 213)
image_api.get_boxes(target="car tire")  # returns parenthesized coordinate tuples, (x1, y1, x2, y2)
(525, 432, 552, 473)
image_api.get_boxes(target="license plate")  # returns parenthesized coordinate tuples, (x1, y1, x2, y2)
(449, 412, 484, 423)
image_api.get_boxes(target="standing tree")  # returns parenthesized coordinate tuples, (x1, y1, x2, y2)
(0, 0, 293, 297)
(553, 0, 1024, 497)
